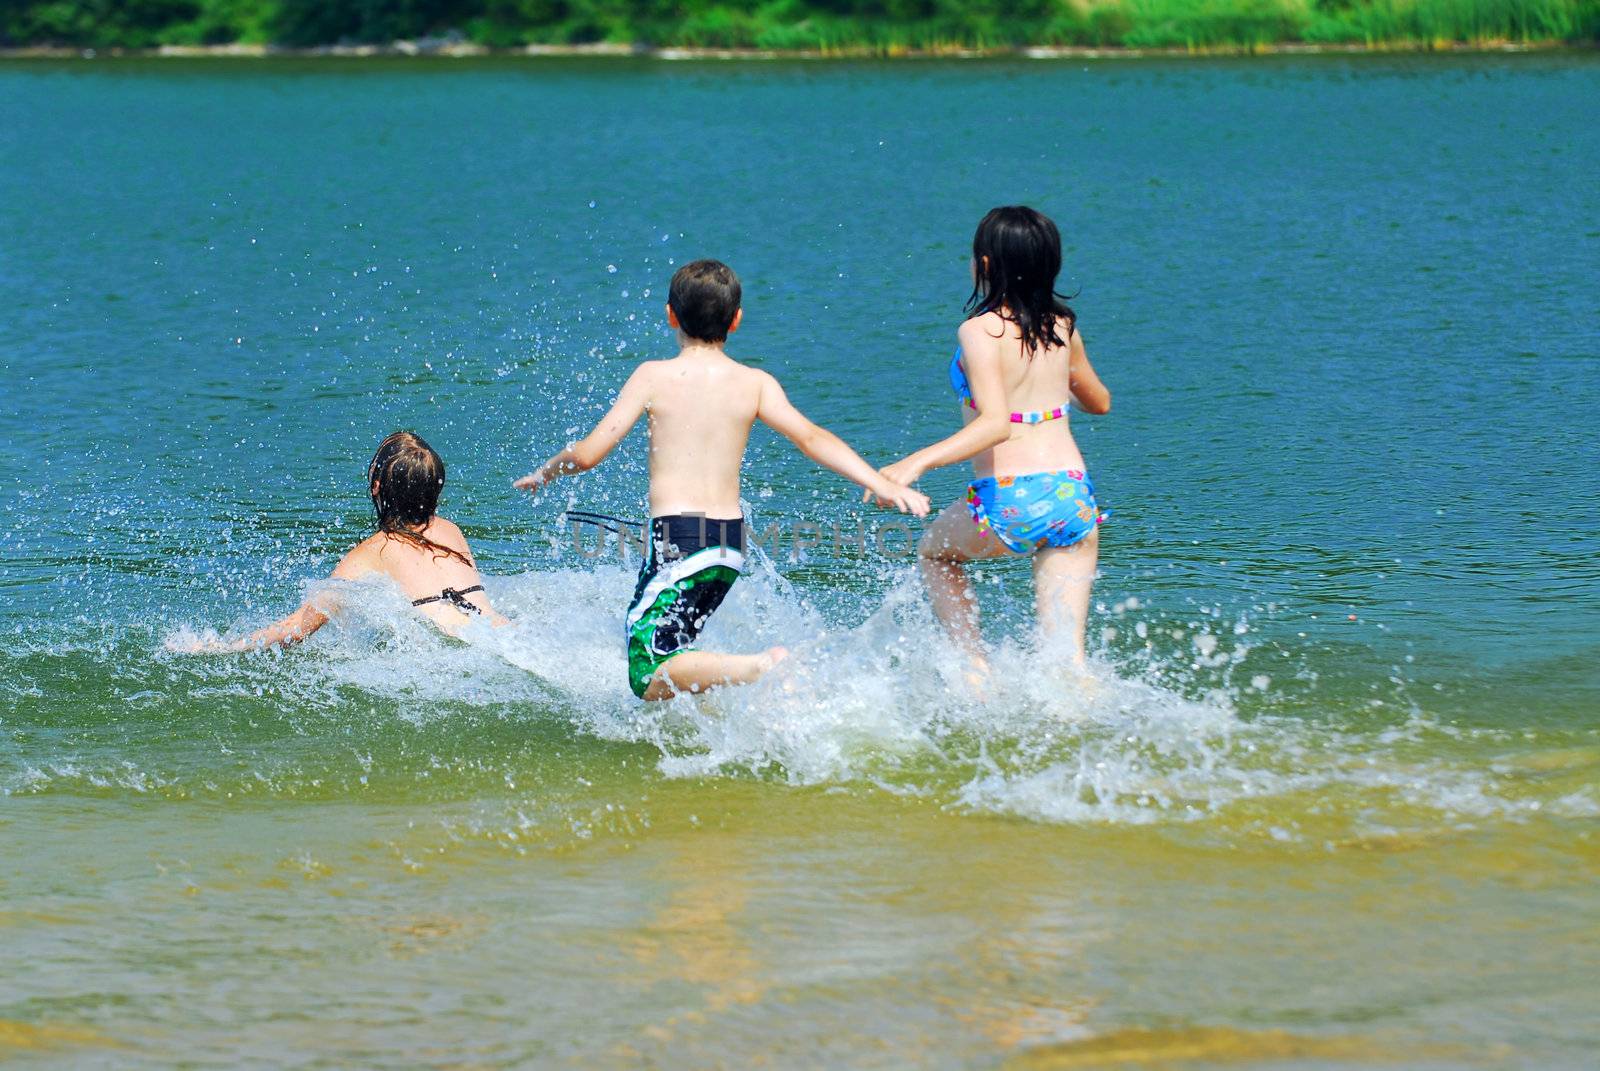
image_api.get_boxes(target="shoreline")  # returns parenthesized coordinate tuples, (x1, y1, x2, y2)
(1, 39, 1593, 61)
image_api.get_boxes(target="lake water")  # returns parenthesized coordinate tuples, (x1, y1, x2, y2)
(2, 53, 1598, 1068)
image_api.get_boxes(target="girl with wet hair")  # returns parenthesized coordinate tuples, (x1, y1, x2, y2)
(367, 430, 470, 565)
(171, 431, 506, 652)
(870, 206, 1113, 681)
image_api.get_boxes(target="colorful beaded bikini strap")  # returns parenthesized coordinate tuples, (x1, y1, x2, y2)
(964, 484, 1025, 552)
(962, 397, 1071, 424)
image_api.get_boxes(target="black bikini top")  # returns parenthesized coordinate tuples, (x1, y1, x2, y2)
(411, 584, 484, 613)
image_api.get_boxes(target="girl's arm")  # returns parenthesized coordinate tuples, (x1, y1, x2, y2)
(757, 373, 930, 516)
(869, 321, 1012, 492)
(230, 603, 331, 651)
(169, 545, 372, 654)
(1069, 333, 1112, 415)
(514, 366, 652, 493)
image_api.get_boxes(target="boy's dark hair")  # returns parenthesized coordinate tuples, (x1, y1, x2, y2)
(668, 259, 741, 343)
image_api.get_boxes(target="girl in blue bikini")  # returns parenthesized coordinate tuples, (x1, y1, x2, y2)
(872, 206, 1112, 675)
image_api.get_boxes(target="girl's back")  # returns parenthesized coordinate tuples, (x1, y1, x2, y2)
(962, 311, 1086, 480)
(346, 517, 491, 630)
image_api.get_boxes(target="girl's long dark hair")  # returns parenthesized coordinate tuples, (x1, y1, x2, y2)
(367, 431, 470, 565)
(965, 205, 1076, 356)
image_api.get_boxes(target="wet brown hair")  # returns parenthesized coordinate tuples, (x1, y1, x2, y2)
(367, 431, 469, 564)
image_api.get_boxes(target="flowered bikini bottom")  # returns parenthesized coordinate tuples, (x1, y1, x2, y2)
(966, 470, 1107, 555)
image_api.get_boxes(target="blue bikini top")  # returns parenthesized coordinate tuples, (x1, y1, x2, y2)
(949, 349, 1072, 425)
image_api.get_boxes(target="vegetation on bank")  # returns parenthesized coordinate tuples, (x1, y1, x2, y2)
(3, 0, 1596, 52)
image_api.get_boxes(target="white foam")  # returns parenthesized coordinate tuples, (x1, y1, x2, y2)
(121, 559, 1598, 834)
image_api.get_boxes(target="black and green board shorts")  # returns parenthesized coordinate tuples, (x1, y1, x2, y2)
(625, 515, 745, 698)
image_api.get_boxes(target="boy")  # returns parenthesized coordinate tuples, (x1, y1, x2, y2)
(515, 259, 929, 700)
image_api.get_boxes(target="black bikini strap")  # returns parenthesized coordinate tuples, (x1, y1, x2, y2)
(412, 584, 485, 612)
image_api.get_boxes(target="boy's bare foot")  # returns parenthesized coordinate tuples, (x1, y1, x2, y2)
(762, 646, 795, 693)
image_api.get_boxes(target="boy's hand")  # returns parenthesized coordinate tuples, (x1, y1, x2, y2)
(861, 456, 927, 513)
(516, 447, 587, 494)
(870, 478, 930, 518)
(512, 469, 549, 493)
(878, 457, 925, 490)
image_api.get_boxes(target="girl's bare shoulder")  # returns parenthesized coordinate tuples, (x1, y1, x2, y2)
(424, 516, 470, 547)
(333, 535, 385, 579)
(959, 312, 1009, 350)
(348, 532, 386, 556)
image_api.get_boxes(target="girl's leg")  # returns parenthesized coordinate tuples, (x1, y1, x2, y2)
(918, 499, 1008, 668)
(1032, 529, 1099, 666)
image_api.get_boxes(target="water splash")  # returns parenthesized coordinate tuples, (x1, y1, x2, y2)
(1, 553, 1592, 847)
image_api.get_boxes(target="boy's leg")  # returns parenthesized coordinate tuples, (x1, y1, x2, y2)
(1032, 529, 1099, 666)
(643, 647, 789, 701)
(918, 498, 1007, 669)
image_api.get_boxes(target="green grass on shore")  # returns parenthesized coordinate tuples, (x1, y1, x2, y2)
(3, 0, 1597, 53)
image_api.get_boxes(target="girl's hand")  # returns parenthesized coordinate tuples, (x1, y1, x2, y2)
(163, 628, 232, 655)
(879, 457, 926, 489)
(861, 456, 926, 508)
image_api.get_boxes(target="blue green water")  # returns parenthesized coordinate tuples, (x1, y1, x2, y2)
(2, 54, 1598, 1068)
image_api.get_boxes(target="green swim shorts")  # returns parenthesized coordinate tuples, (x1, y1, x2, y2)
(624, 515, 745, 698)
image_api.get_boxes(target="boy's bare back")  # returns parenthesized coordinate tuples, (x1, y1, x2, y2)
(636, 349, 765, 518)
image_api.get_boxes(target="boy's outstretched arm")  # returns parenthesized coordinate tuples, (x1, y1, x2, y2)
(514, 366, 652, 493)
(756, 373, 930, 517)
